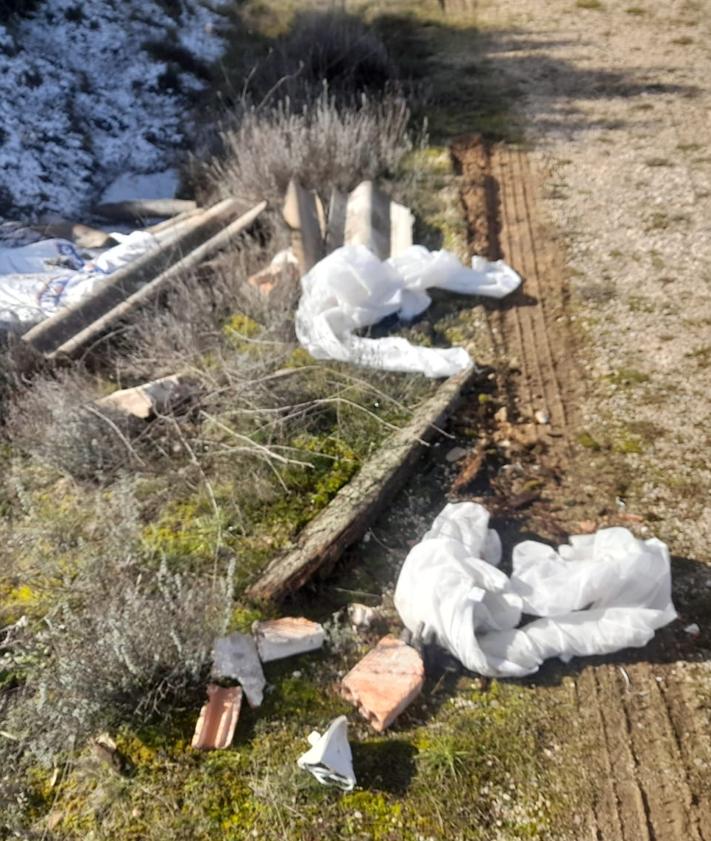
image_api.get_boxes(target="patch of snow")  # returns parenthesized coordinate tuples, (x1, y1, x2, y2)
(100, 169, 180, 204)
(0, 1, 229, 222)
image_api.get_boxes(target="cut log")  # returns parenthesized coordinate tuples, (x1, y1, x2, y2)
(282, 179, 325, 274)
(22, 200, 264, 358)
(246, 366, 478, 602)
(94, 198, 198, 223)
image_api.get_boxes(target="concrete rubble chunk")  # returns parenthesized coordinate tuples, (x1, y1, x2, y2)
(96, 374, 194, 419)
(343, 180, 414, 260)
(191, 684, 242, 750)
(340, 635, 425, 731)
(253, 617, 326, 663)
(212, 632, 265, 707)
(282, 179, 325, 274)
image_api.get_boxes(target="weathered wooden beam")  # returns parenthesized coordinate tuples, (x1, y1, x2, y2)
(21, 198, 242, 356)
(246, 366, 478, 602)
(94, 198, 198, 223)
(47, 202, 267, 359)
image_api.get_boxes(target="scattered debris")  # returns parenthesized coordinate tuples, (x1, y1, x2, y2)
(35, 216, 116, 249)
(395, 502, 676, 678)
(24, 200, 266, 358)
(297, 715, 356, 791)
(247, 248, 300, 297)
(211, 632, 265, 708)
(21, 197, 243, 353)
(191, 684, 243, 750)
(253, 617, 326, 662)
(341, 635, 425, 731)
(450, 440, 487, 494)
(347, 603, 379, 631)
(96, 374, 195, 419)
(247, 365, 478, 602)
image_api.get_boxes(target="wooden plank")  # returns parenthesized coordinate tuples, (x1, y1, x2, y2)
(22, 197, 242, 356)
(94, 198, 198, 222)
(246, 366, 478, 602)
(50, 202, 267, 358)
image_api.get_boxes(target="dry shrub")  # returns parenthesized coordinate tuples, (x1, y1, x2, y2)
(245, 10, 397, 106)
(208, 89, 414, 207)
(4, 369, 144, 481)
(1, 560, 232, 765)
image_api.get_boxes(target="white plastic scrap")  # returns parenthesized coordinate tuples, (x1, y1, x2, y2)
(394, 502, 676, 677)
(0, 232, 157, 329)
(295, 244, 521, 378)
(297, 716, 356, 791)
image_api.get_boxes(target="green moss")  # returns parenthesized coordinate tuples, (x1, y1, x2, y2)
(604, 367, 650, 387)
(577, 430, 602, 451)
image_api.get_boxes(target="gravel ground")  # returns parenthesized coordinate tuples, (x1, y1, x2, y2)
(474, 0, 711, 562)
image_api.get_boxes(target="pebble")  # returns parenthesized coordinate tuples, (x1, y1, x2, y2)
(534, 409, 550, 424)
(683, 623, 700, 637)
(445, 446, 467, 462)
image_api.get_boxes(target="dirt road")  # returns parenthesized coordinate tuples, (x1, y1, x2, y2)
(439, 1, 711, 837)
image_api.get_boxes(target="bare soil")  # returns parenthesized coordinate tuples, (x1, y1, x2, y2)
(439, 0, 711, 834)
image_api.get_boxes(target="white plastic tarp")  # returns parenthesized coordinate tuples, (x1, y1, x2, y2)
(0, 231, 157, 330)
(295, 244, 521, 378)
(394, 502, 676, 677)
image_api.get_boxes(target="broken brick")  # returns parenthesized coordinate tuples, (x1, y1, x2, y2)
(253, 617, 325, 663)
(340, 635, 424, 731)
(191, 684, 242, 750)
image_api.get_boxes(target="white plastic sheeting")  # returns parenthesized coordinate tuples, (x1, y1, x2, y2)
(0, 232, 157, 330)
(295, 245, 521, 378)
(394, 502, 676, 677)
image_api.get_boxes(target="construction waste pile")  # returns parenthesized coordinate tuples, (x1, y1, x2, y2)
(0, 177, 676, 791)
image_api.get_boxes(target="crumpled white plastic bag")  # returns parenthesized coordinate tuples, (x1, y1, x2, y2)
(394, 502, 676, 677)
(295, 245, 521, 378)
(0, 231, 157, 329)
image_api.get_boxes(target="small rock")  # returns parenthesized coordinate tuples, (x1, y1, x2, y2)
(445, 446, 467, 463)
(683, 623, 700, 637)
(534, 409, 550, 425)
(341, 635, 425, 731)
(253, 617, 325, 663)
(212, 632, 265, 707)
(577, 520, 597, 534)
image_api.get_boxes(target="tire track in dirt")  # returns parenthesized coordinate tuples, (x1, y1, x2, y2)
(452, 133, 710, 839)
